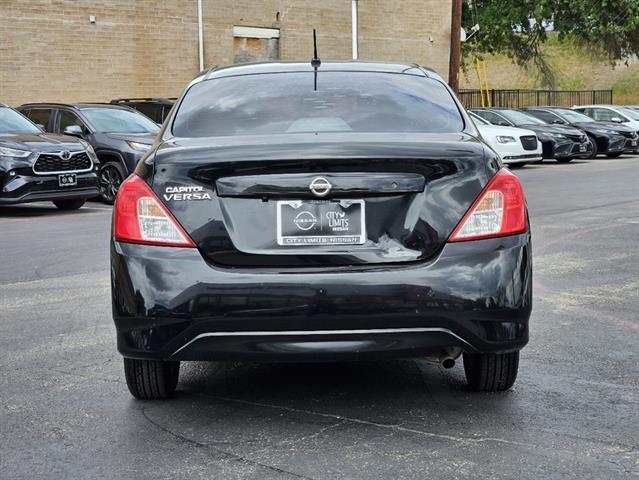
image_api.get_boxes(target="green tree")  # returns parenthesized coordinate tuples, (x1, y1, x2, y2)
(463, 0, 639, 86)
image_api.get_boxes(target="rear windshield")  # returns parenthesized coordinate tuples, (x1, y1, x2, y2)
(172, 72, 464, 137)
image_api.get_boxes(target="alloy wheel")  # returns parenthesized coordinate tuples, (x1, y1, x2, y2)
(99, 165, 123, 204)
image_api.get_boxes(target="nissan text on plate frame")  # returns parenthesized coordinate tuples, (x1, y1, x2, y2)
(110, 61, 532, 399)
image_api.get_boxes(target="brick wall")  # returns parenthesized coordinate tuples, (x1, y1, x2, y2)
(0, 1, 452, 106)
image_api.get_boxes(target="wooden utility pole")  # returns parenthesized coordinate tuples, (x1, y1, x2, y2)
(448, 0, 462, 93)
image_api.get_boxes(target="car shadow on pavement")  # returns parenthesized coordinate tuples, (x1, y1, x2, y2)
(126, 360, 522, 453)
(120, 360, 525, 479)
(174, 359, 482, 406)
(525, 160, 592, 168)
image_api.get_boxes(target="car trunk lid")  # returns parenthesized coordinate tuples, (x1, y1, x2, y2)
(151, 133, 490, 268)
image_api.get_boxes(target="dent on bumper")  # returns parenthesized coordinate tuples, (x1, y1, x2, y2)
(111, 233, 532, 360)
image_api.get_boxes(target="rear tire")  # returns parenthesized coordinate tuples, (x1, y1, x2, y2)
(463, 351, 519, 392)
(606, 152, 623, 158)
(123, 358, 180, 400)
(53, 199, 86, 210)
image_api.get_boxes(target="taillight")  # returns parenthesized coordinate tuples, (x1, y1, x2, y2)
(449, 168, 527, 242)
(114, 175, 195, 247)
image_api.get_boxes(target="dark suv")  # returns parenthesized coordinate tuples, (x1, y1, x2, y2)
(0, 104, 99, 209)
(110, 98, 175, 124)
(17, 103, 160, 203)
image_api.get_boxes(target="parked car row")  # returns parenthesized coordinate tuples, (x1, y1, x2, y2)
(0, 99, 172, 208)
(524, 107, 638, 158)
(18, 102, 161, 203)
(1, 90, 637, 212)
(470, 105, 639, 166)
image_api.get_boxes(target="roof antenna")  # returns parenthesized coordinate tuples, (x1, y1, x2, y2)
(311, 29, 321, 91)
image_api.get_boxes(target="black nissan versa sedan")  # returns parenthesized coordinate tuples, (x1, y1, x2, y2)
(522, 106, 638, 158)
(111, 62, 532, 399)
(470, 108, 592, 162)
(0, 104, 99, 209)
(17, 103, 160, 204)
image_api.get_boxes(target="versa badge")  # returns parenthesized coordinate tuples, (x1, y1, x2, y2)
(164, 185, 212, 202)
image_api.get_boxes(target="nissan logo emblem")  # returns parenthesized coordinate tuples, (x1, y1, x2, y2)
(309, 177, 332, 197)
(60, 151, 71, 160)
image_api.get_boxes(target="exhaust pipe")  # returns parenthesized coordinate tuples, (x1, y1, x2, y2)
(424, 347, 462, 368)
(440, 357, 456, 369)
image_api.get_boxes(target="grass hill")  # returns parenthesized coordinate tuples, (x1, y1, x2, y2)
(460, 35, 639, 104)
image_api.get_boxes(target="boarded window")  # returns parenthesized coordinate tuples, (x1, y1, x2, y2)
(232, 26, 280, 63)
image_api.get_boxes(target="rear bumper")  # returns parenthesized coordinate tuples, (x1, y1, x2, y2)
(111, 233, 532, 361)
(170, 328, 477, 362)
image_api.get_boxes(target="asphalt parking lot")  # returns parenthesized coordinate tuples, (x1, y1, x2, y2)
(1, 157, 637, 479)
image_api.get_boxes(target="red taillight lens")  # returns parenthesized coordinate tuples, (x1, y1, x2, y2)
(449, 168, 527, 242)
(114, 175, 195, 247)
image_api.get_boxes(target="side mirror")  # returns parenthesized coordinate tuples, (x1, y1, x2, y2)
(63, 125, 84, 137)
(610, 117, 624, 123)
(36, 123, 46, 130)
(553, 119, 566, 125)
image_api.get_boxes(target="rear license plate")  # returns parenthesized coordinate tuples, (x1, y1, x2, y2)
(58, 173, 77, 187)
(277, 200, 366, 246)
(579, 144, 587, 152)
